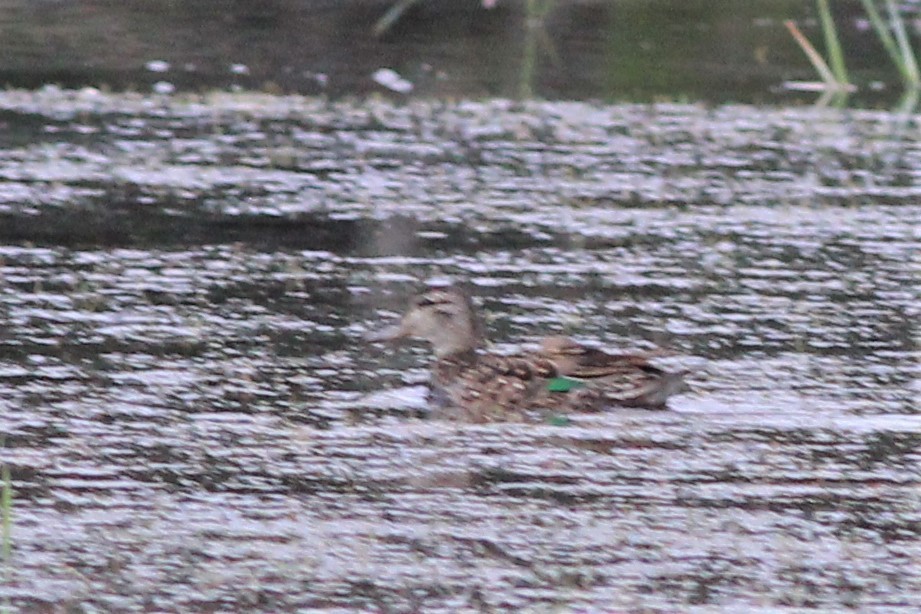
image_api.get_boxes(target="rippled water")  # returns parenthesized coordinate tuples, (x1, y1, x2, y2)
(0, 90, 918, 611)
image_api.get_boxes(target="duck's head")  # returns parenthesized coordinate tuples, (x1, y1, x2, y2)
(367, 286, 484, 358)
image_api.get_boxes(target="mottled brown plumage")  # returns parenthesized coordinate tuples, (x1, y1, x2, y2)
(538, 336, 689, 409)
(368, 286, 687, 421)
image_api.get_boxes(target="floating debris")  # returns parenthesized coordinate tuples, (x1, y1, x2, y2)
(372, 67, 413, 93)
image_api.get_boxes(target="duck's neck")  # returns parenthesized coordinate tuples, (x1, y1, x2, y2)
(435, 347, 479, 367)
(432, 348, 480, 384)
(431, 335, 483, 359)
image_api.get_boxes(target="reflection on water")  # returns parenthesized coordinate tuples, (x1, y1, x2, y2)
(0, 0, 915, 105)
(0, 91, 918, 611)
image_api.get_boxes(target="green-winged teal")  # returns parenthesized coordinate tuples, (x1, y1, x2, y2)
(368, 286, 688, 422)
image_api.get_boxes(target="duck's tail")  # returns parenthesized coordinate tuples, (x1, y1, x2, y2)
(614, 369, 691, 409)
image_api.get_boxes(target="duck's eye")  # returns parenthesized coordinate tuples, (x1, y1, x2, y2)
(434, 307, 455, 320)
(416, 292, 449, 307)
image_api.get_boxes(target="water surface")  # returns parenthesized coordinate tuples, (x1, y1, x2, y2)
(0, 90, 918, 611)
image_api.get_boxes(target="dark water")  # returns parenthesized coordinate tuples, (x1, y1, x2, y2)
(0, 0, 916, 104)
(0, 91, 919, 611)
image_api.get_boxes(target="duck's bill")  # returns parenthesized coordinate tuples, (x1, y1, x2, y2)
(364, 324, 407, 343)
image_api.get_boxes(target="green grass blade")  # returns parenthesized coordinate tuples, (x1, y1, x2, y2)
(1, 452, 11, 614)
(885, 0, 921, 85)
(858, 0, 904, 73)
(1, 464, 9, 562)
(519, 0, 539, 98)
(816, 0, 849, 85)
(895, 86, 920, 114)
(373, 0, 423, 37)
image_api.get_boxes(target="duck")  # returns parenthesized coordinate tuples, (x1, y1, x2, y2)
(367, 285, 687, 422)
(537, 335, 689, 409)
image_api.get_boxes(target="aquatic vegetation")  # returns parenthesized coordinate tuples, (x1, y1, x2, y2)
(373, 0, 423, 37)
(817, 0, 848, 86)
(784, 19, 854, 95)
(786, 0, 920, 97)
(857, 0, 920, 87)
(1, 449, 11, 614)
